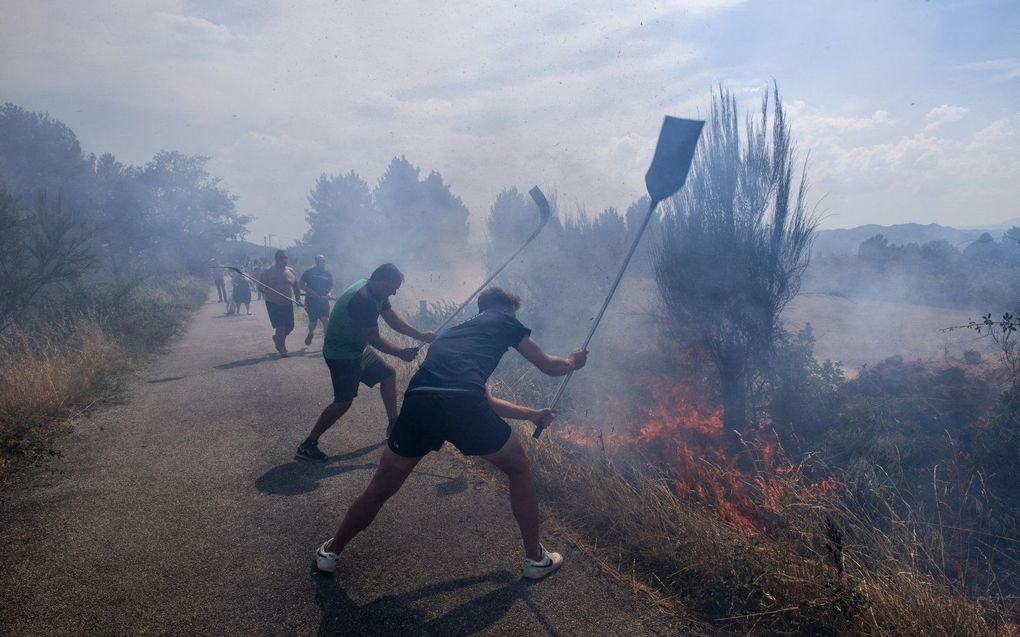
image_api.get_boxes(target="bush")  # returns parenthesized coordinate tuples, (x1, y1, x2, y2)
(770, 324, 845, 453)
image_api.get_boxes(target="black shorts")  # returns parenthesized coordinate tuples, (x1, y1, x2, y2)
(266, 302, 295, 330)
(325, 350, 395, 402)
(388, 390, 512, 458)
(305, 297, 330, 321)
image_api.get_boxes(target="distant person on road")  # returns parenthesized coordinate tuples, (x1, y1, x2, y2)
(296, 263, 436, 460)
(232, 269, 253, 315)
(252, 258, 265, 300)
(260, 250, 302, 357)
(210, 258, 228, 303)
(300, 254, 334, 346)
(313, 287, 588, 581)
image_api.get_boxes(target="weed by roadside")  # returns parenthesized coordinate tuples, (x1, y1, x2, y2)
(0, 276, 206, 471)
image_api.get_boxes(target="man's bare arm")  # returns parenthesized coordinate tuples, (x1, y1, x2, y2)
(515, 336, 587, 377)
(381, 308, 437, 342)
(362, 326, 418, 361)
(485, 386, 556, 424)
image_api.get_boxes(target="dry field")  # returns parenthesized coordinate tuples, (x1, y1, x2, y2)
(591, 277, 996, 373)
(783, 293, 997, 373)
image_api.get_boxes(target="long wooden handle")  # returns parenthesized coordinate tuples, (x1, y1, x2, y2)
(532, 199, 660, 439)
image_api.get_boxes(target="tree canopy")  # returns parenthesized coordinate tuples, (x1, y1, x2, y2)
(0, 102, 250, 327)
(303, 155, 470, 272)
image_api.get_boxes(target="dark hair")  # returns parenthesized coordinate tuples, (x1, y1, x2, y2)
(369, 262, 404, 284)
(477, 287, 521, 312)
(274, 249, 287, 260)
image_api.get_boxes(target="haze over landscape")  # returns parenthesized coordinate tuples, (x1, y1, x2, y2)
(4, 3, 1020, 635)
(3, 0, 1018, 245)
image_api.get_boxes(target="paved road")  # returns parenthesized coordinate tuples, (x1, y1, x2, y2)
(0, 295, 683, 636)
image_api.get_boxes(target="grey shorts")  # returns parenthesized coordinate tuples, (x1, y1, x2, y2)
(305, 297, 330, 321)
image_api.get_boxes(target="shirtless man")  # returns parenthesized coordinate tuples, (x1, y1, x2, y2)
(259, 249, 302, 357)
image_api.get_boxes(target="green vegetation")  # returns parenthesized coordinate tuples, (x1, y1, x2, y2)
(0, 102, 245, 469)
(302, 155, 470, 279)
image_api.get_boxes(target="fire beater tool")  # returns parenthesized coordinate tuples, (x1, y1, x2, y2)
(533, 116, 704, 439)
(414, 186, 551, 349)
(214, 266, 304, 307)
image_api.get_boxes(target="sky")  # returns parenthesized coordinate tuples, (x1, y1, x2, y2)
(2, 0, 1018, 246)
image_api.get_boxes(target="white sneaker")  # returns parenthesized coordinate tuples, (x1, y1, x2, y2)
(315, 539, 338, 573)
(523, 545, 563, 580)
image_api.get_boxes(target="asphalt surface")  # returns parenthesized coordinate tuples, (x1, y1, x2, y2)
(0, 294, 683, 636)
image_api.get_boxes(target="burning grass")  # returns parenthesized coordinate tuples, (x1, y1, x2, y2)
(0, 276, 205, 470)
(509, 417, 1014, 635)
(450, 365, 1017, 635)
(403, 298, 1017, 633)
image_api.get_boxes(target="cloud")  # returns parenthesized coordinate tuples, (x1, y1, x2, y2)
(925, 104, 968, 131)
(800, 107, 1020, 227)
(153, 12, 234, 43)
(953, 57, 1020, 82)
(3, 0, 1016, 237)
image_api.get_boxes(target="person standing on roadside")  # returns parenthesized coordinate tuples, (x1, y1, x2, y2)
(296, 263, 436, 460)
(232, 268, 253, 315)
(300, 254, 334, 346)
(312, 287, 588, 581)
(259, 249, 302, 357)
(252, 258, 265, 300)
(210, 258, 228, 303)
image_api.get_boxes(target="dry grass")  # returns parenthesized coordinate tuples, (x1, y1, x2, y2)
(457, 391, 1016, 636)
(397, 299, 1017, 634)
(0, 318, 123, 459)
(0, 277, 205, 470)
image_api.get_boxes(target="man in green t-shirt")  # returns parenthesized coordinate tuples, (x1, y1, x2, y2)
(297, 263, 436, 460)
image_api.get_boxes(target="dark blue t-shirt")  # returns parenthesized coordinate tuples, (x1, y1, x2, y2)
(408, 310, 532, 393)
(300, 267, 334, 297)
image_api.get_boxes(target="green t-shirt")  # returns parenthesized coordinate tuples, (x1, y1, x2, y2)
(322, 279, 391, 360)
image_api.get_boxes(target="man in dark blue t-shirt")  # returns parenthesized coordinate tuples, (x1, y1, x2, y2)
(300, 254, 334, 346)
(313, 287, 588, 581)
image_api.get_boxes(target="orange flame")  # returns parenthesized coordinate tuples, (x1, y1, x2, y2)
(560, 371, 833, 533)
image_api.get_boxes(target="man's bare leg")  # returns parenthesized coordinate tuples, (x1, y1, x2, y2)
(380, 374, 398, 435)
(307, 400, 353, 442)
(482, 435, 542, 560)
(325, 448, 421, 553)
(274, 327, 286, 351)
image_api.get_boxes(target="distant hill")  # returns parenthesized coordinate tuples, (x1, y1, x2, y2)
(962, 217, 1020, 231)
(812, 223, 989, 257)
